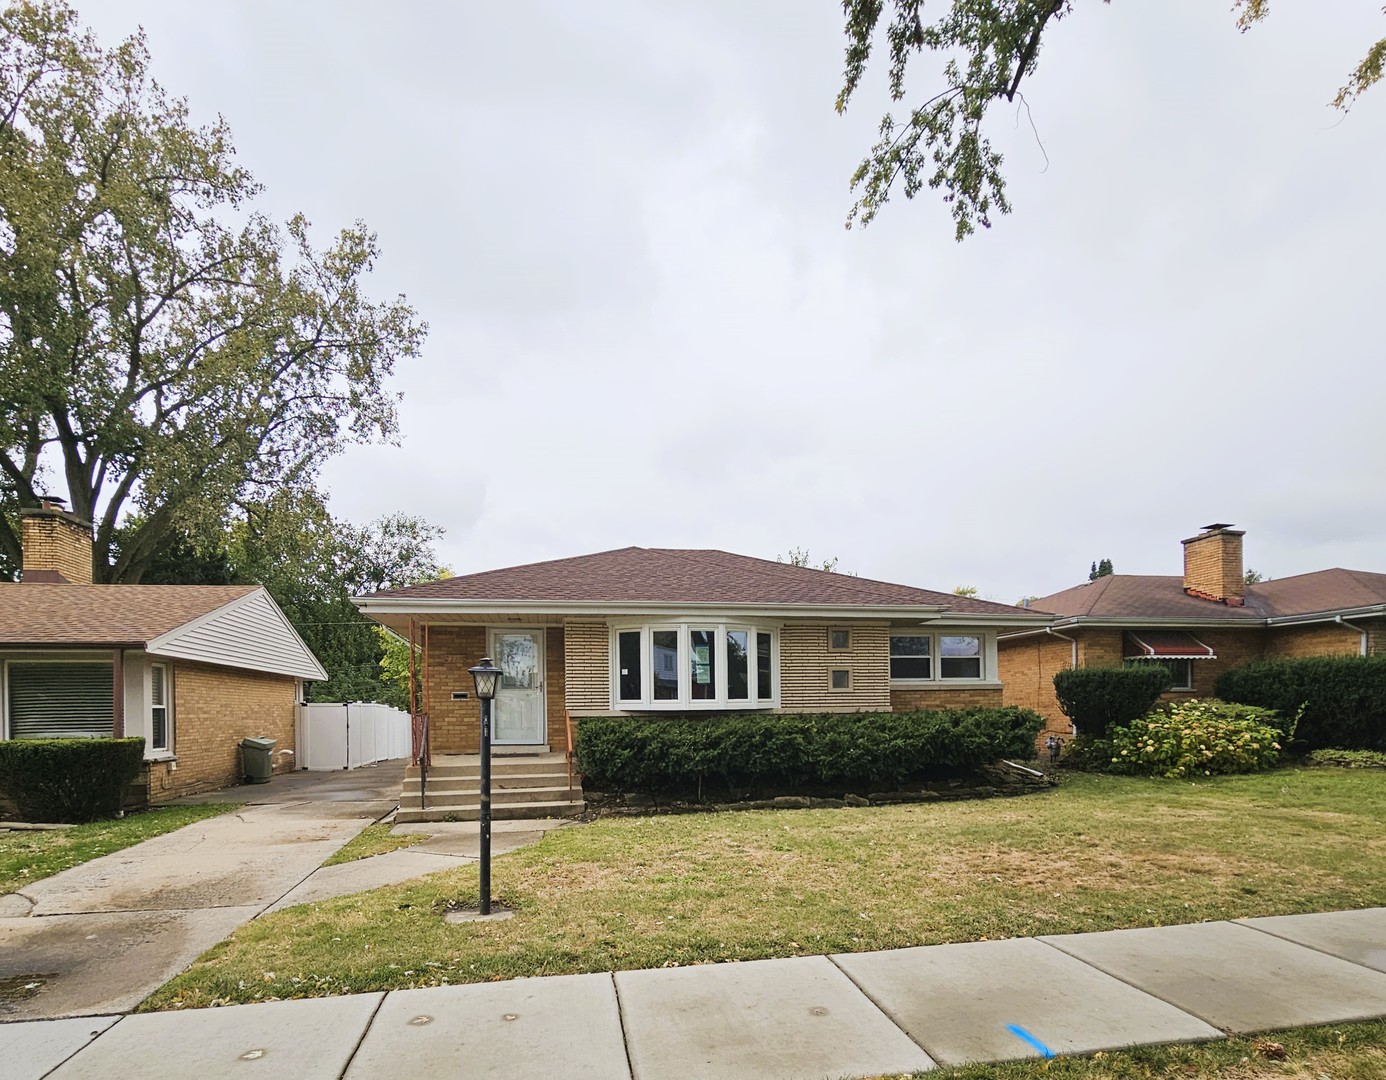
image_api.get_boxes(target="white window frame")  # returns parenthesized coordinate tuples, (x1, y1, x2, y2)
(609, 623, 780, 710)
(888, 632, 991, 683)
(148, 662, 173, 755)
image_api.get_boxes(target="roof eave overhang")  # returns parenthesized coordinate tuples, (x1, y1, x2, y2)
(0, 640, 148, 651)
(1265, 605, 1386, 627)
(999, 616, 1265, 640)
(353, 597, 1055, 625)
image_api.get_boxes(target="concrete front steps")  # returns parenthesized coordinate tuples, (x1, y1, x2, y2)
(395, 751, 584, 823)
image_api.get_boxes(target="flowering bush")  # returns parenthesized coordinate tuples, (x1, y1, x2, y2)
(1105, 699, 1287, 779)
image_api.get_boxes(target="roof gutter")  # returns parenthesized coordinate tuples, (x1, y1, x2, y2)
(1264, 605, 1386, 628)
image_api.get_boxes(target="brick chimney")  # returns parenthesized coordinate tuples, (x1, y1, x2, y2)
(1181, 523, 1245, 605)
(19, 497, 94, 585)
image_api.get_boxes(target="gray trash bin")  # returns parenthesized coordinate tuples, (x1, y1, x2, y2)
(240, 736, 277, 784)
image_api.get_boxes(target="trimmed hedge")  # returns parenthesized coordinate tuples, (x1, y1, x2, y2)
(0, 738, 145, 823)
(574, 708, 1045, 794)
(1215, 655, 1386, 750)
(1053, 665, 1172, 737)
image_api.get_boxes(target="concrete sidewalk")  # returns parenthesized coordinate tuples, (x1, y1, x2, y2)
(7, 907, 1386, 1080)
(0, 765, 406, 1020)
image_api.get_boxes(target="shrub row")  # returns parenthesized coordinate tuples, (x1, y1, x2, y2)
(0, 738, 146, 822)
(1053, 665, 1171, 737)
(574, 707, 1045, 794)
(1215, 655, 1386, 750)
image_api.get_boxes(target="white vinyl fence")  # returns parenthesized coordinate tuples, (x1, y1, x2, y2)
(295, 702, 412, 770)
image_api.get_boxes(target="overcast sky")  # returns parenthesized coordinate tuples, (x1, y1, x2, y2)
(81, 0, 1385, 601)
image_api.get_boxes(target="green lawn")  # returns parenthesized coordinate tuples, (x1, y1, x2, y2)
(916, 1021, 1386, 1079)
(321, 822, 427, 866)
(1, 803, 237, 895)
(143, 768, 1386, 1011)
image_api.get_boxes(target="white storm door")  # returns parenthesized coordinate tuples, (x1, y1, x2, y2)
(491, 630, 546, 745)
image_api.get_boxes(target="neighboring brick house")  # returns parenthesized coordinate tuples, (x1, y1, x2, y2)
(1000, 524, 1386, 739)
(354, 547, 1052, 754)
(0, 503, 326, 804)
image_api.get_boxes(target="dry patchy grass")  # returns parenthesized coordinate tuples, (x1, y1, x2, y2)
(143, 768, 1386, 1011)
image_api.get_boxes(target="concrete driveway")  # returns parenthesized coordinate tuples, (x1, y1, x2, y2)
(0, 763, 405, 1021)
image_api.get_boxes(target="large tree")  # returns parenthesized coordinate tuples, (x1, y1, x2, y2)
(0, 1, 425, 581)
(139, 489, 447, 704)
(836, 1, 1385, 239)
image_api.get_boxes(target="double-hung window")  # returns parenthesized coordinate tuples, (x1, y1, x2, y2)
(149, 663, 172, 754)
(889, 633, 987, 682)
(613, 624, 778, 709)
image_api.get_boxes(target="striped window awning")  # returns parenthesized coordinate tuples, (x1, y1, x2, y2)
(1122, 630, 1216, 661)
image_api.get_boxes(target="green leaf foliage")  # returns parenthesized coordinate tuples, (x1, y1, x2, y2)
(0, 1, 426, 582)
(574, 707, 1044, 794)
(1215, 655, 1386, 751)
(1052, 665, 1171, 737)
(1104, 699, 1285, 779)
(0, 737, 145, 822)
(838, 1, 1383, 238)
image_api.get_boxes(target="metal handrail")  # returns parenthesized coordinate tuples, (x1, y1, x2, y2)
(564, 709, 580, 797)
(417, 711, 431, 810)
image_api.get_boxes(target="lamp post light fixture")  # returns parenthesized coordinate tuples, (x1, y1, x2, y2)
(468, 656, 502, 915)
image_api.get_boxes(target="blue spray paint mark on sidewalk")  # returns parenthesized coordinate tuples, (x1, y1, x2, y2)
(1006, 1024, 1056, 1058)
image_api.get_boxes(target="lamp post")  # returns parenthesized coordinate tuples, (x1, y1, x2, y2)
(468, 656, 501, 915)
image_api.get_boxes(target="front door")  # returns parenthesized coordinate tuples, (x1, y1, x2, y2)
(490, 630, 546, 745)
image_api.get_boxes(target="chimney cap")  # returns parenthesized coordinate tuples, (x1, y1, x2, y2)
(37, 494, 69, 510)
(1200, 522, 1235, 532)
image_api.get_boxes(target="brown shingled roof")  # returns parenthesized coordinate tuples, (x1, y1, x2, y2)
(363, 547, 1028, 616)
(0, 584, 259, 646)
(1030, 568, 1386, 623)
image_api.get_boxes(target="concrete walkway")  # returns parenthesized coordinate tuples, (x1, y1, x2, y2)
(0, 765, 407, 1020)
(7, 907, 1386, 1079)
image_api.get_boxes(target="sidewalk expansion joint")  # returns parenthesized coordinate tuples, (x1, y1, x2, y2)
(336, 989, 389, 1079)
(609, 970, 638, 1080)
(825, 951, 940, 1061)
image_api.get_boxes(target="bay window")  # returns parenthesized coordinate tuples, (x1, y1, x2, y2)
(611, 623, 778, 709)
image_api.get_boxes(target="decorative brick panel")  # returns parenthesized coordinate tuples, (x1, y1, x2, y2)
(564, 621, 609, 715)
(779, 624, 890, 712)
(143, 660, 297, 803)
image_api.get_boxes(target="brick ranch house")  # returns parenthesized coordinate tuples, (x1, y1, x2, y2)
(354, 547, 1053, 755)
(999, 524, 1386, 739)
(0, 504, 326, 804)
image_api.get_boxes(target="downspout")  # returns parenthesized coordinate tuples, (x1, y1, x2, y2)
(1046, 626, 1079, 669)
(1336, 614, 1369, 657)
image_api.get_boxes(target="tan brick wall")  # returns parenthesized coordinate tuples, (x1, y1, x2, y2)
(1159, 629, 1265, 702)
(545, 627, 567, 748)
(890, 686, 1003, 711)
(1182, 529, 1245, 601)
(1372, 626, 1384, 657)
(418, 625, 567, 754)
(780, 624, 890, 712)
(421, 625, 486, 754)
(564, 621, 609, 714)
(1078, 629, 1124, 668)
(20, 511, 94, 584)
(999, 635, 1075, 736)
(143, 661, 297, 803)
(1266, 623, 1364, 660)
